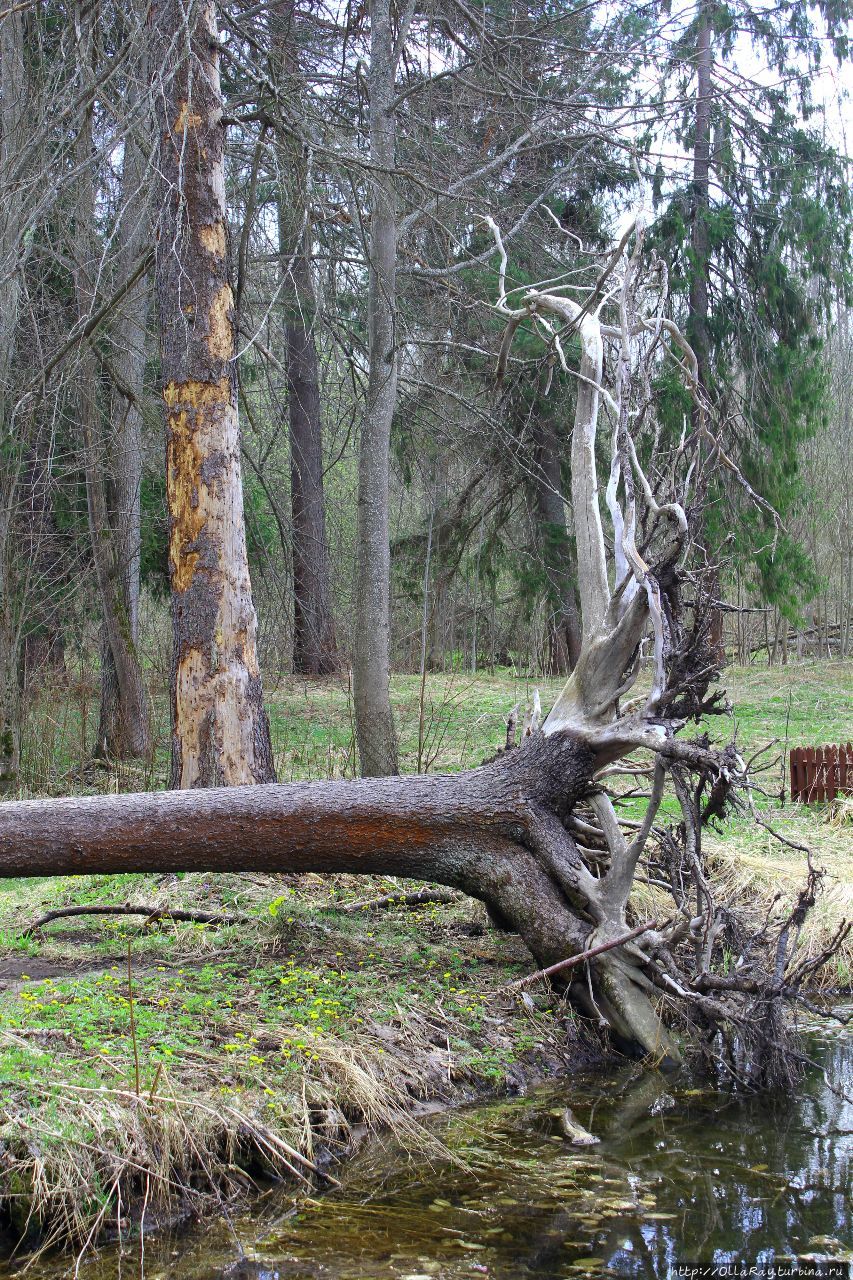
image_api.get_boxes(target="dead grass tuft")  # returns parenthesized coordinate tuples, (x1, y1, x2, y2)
(704, 818, 853, 987)
(825, 796, 853, 828)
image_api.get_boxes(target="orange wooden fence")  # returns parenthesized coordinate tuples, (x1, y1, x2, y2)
(789, 743, 853, 803)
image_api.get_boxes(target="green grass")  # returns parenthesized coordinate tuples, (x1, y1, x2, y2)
(722, 663, 852, 752)
(0, 878, 574, 1246)
(16, 660, 851, 798)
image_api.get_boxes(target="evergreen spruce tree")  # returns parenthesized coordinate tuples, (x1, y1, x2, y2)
(648, 0, 852, 619)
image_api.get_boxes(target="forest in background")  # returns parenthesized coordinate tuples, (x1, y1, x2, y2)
(0, 0, 850, 796)
(0, 1, 852, 1254)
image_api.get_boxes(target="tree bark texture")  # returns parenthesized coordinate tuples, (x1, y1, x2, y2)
(285, 247, 341, 677)
(152, 0, 275, 788)
(0, 3, 29, 787)
(97, 60, 153, 760)
(272, 1, 341, 678)
(73, 33, 151, 763)
(353, 0, 400, 777)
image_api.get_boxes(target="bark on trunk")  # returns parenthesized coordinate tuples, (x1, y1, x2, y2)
(0, 735, 597, 985)
(353, 0, 400, 777)
(285, 248, 341, 677)
(0, 3, 29, 788)
(96, 63, 152, 760)
(272, 1, 341, 678)
(73, 38, 151, 763)
(0, 606, 19, 789)
(152, 0, 275, 788)
(533, 416, 582, 674)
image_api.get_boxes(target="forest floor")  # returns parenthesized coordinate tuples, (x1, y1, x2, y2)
(0, 660, 850, 1257)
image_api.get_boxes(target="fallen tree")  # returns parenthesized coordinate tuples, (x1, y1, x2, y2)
(0, 213, 837, 1083)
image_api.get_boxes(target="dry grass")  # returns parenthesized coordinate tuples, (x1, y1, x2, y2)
(825, 796, 853, 828)
(704, 817, 853, 986)
(0, 1005, 472, 1259)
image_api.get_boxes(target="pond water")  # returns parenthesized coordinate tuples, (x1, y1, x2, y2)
(9, 1010, 852, 1279)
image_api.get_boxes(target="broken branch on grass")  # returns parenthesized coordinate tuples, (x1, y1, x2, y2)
(339, 887, 461, 913)
(23, 904, 246, 936)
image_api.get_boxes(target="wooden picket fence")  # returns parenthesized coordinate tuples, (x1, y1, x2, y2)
(789, 743, 853, 803)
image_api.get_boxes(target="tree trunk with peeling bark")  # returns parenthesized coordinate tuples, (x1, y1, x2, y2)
(152, 0, 275, 789)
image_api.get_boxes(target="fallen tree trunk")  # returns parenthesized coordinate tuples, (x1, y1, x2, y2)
(0, 730, 678, 1063)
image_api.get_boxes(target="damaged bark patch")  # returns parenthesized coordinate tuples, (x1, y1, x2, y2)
(173, 100, 202, 132)
(199, 222, 226, 258)
(207, 284, 234, 362)
(164, 378, 230, 593)
(235, 625, 260, 678)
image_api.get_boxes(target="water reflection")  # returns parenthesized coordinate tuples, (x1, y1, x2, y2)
(5, 1010, 850, 1279)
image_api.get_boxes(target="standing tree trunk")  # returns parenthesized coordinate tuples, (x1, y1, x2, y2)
(272, 1, 340, 678)
(0, 2, 29, 787)
(152, 0, 275, 788)
(285, 244, 341, 678)
(72, 13, 150, 763)
(352, 0, 400, 777)
(96, 62, 153, 760)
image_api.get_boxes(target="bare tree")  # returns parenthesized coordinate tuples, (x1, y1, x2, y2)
(272, 0, 341, 678)
(96, 46, 154, 760)
(73, 7, 151, 768)
(152, 0, 275, 787)
(0, 0, 29, 785)
(352, 0, 403, 776)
